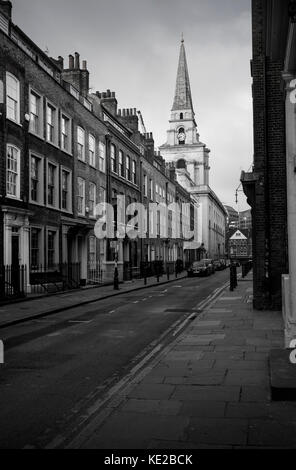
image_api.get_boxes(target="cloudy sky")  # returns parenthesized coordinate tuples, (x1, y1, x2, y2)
(12, 0, 252, 211)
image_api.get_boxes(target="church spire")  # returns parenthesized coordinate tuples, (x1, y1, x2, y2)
(172, 37, 194, 112)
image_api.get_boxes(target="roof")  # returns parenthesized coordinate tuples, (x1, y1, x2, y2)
(172, 39, 194, 112)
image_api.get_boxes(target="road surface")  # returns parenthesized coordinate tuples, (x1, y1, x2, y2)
(0, 270, 229, 449)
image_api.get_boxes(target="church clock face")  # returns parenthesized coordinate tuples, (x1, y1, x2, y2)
(177, 129, 186, 144)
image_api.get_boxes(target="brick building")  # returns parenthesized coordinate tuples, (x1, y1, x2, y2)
(0, 0, 201, 298)
(0, 1, 107, 291)
(241, 0, 289, 310)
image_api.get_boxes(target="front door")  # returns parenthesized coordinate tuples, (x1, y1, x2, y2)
(11, 234, 20, 294)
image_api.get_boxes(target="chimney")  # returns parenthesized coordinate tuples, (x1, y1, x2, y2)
(0, 1, 12, 20)
(117, 106, 139, 132)
(62, 53, 90, 97)
(97, 90, 118, 116)
(74, 52, 80, 69)
(69, 54, 74, 69)
(58, 56, 64, 69)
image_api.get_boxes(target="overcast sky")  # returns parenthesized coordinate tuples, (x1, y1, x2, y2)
(12, 0, 252, 211)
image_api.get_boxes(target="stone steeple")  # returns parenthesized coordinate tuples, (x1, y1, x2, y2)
(160, 37, 210, 188)
(172, 38, 194, 113)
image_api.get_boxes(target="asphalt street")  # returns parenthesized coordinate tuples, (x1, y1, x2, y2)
(0, 270, 229, 449)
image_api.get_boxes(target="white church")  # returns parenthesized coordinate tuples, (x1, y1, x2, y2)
(160, 38, 227, 260)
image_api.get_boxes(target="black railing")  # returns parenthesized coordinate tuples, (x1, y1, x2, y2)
(30, 263, 81, 294)
(87, 263, 104, 285)
(0, 263, 82, 301)
(0, 265, 27, 300)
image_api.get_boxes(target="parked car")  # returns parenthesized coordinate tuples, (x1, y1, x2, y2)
(213, 259, 227, 271)
(187, 260, 213, 277)
(203, 259, 215, 275)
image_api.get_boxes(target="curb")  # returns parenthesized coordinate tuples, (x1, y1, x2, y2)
(0, 274, 188, 330)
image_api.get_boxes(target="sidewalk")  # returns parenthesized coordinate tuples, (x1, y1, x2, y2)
(70, 273, 296, 449)
(0, 272, 187, 330)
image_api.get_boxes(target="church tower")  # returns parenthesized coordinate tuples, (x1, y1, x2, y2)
(160, 38, 228, 260)
(160, 38, 210, 189)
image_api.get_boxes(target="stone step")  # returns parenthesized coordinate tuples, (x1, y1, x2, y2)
(269, 349, 296, 401)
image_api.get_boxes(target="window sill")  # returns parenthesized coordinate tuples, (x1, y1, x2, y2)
(45, 139, 60, 150)
(6, 194, 22, 201)
(6, 117, 22, 127)
(61, 147, 73, 157)
(29, 200, 45, 207)
(61, 209, 73, 215)
(46, 204, 60, 211)
(29, 130, 45, 141)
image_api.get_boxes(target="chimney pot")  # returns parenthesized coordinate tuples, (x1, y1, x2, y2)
(82, 60, 87, 70)
(69, 54, 74, 69)
(74, 52, 80, 69)
(112, 92, 115, 98)
(107, 89, 111, 97)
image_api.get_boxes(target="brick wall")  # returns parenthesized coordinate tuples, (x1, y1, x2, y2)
(251, 0, 288, 310)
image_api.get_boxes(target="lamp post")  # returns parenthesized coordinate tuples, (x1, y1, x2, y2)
(113, 242, 119, 290)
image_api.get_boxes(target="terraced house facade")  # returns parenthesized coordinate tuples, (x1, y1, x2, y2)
(0, 0, 206, 299)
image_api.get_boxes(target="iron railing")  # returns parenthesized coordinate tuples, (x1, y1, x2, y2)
(0, 264, 27, 300)
(0, 263, 82, 300)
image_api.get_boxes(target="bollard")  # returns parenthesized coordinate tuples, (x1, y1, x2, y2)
(230, 264, 236, 291)
(144, 267, 147, 286)
(167, 267, 170, 281)
(114, 264, 119, 291)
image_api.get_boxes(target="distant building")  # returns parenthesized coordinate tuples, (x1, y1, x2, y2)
(239, 209, 252, 231)
(224, 205, 239, 230)
(228, 229, 252, 260)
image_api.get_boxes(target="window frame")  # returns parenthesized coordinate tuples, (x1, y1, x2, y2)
(132, 160, 136, 185)
(89, 134, 96, 168)
(6, 144, 21, 200)
(118, 150, 124, 178)
(77, 126, 86, 162)
(45, 100, 59, 147)
(126, 155, 131, 181)
(46, 227, 59, 269)
(30, 226, 44, 268)
(143, 174, 148, 197)
(46, 160, 59, 209)
(110, 144, 117, 173)
(99, 141, 106, 173)
(60, 167, 73, 214)
(60, 111, 72, 154)
(77, 177, 86, 216)
(29, 87, 44, 138)
(29, 151, 44, 206)
(88, 181, 97, 219)
(6, 72, 20, 124)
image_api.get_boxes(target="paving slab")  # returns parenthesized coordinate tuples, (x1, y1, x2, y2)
(185, 418, 248, 446)
(73, 275, 294, 449)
